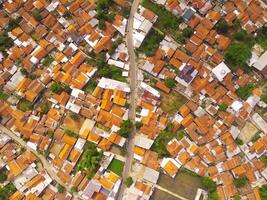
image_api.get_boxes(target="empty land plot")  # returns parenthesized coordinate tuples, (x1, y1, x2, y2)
(62, 114, 85, 134)
(157, 169, 204, 200)
(160, 91, 187, 116)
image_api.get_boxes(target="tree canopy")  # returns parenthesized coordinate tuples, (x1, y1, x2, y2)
(118, 120, 133, 138)
(151, 131, 174, 158)
(225, 43, 252, 71)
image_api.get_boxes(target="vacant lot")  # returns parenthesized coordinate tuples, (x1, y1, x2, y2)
(238, 122, 259, 143)
(151, 189, 181, 200)
(62, 113, 85, 134)
(108, 159, 124, 176)
(157, 169, 204, 200)
(160, 91, 187, 116)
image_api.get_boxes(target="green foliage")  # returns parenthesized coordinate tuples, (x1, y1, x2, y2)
(108, 159, 124, 176)
(0, 90, 9, 101)
(251, 133, 261, 142)
(177, 130, 185, 140)
(83, 79, 97, 93)
(77, 142, 103, 179)
(0, 167, 7, 183)
(260, 184, 267, 200)
(135, 121, 142, 129)
(125, 177, 133, 188)
(57, 184, 65, 193)
(234, 30, 247, 41)
(47, 131, 54, 138)
(0, 33, 13, 54)
(225, 43, 252, 71)
(50, 82, 63, 94)
(64, 129, 75, 137)
(96, 0, 111, 29)
(70, 186, 77, 193)
(18, 99, 32, 112)
(182, 27, 194, 38)
(109, 37, 123, 54)
(233, 195, 241, 200)
(260, 155, 267, 166)
(96, 52, 107, 68)
(236, 83, 255, 100)
(175, 34, 186, 43)
(42, 55, 54, 66)
(32, 10, 42, 21)
(98, 65, 126, 82)
(70, 112, 79, 120)
(141, 0, 182, 34)
(218, 103, 228, 112)
(151, 131, 174, 158)
(0, 182, 17, 200)
(40, 101, 50, 114)
(138, 29, 164, 56)
(20, 67, 29, 75)
(6, 18, 21, 32)
(234, 177, 247, 188)
(235, 138, 244, 145)
(216, 20, 229, 34)
(118, 120, 133, 138)
(202, 177, 218, 200)
(164, 78, 175, 88)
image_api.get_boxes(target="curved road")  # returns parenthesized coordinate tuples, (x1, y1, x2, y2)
(0, 125, 68, 189)
(117, 0, 140, 199)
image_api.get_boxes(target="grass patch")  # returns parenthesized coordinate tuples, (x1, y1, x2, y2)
(160, 91, 187, 116)
(138, 29, 164, 56)
(141, 0, 182, 35)
(17, 99, 32, 112)
(108, 159, 124, 176)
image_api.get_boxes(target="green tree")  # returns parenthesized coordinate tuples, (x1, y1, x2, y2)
(50, 82, 63, 94)
(0, 167, 7, 183)
(0, 182, 17, 200)
(0, 33, 13, 54)
(125, 177, 133, 188)
(234, 177, 247, 188)
(96, 52, 107, 68)
(182, 27, 194, 38)
(236, 83, 254, 100)
(57, 184, 65, 193)
(70, 112, 79, 120)
(235, 138, 244, 145)
(151, 131, 174, 158)
(63, 10, 72, 19)
(42, 55, 54, 66)
(216, 20, 229, 34)
(233, 195, 241, 200)
(202, 177, 218, 200)
(234, 30, 247, 41)
(65, 129, 74, 136)
(175, 34, 186, 43)
(70, 186, 77, 193)
(260, 155, 267, 166)
(218, 103, 228, 111)
(20, 67, 29, 75)
(164, 79, 175, 88)
(225, 43, 252, 71)
(260, 184, 267, 200)
(118, 120, 133, 138)
(6, 18, 21, 32)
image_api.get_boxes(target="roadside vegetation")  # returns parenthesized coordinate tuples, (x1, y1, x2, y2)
(118, 120, 133, 138)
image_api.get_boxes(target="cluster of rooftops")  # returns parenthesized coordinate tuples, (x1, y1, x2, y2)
(0, 0, 266, 200)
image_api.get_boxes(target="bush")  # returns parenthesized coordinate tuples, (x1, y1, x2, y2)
(70, 186, 77, 193)
(64, 129, 75, 136)
(234, 177, 247, 188)
(50, 82, 63, 94)
(235, 138, 243, 145)
(32, 10, 42, 21)
(135, 121, 142, 129)
(177, 130, 185, 140)
(175, 34, 186, 43)
(125, 177, 133, 188)
(40, 101, 50, 114)
(0, 167, 7, 183)
(42, 55, 54, 66)
(216, 20, 229, 34)
(57, 184, 65, 193)
(233, 195, 241, 200)
(260, 155, 267, 166)
(70, 112, 79, 120)
(260, 184, 267, 200)
(218, 103, 228, 111)
(225, 43, 252, 71)
(18, 99, 32, 112)
(164, 79, 175, 88)
(236, 84, 255, 100)
(0, 91, 9, 101)
(202, 177, 217, 192)
(118, 120, 133, 138)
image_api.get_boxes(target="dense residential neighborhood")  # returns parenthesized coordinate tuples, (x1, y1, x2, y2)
(0, 0, 267, 200)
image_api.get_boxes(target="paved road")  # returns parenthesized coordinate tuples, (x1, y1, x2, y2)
(117, 0, 140, 199)
(0, 125, 69, 189)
